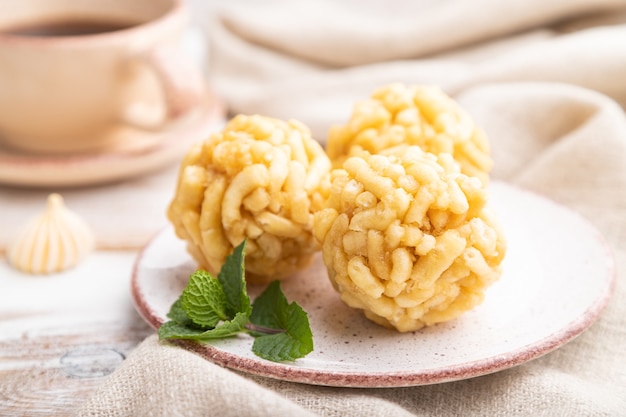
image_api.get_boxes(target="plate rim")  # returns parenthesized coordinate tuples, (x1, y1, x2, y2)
(130, 182, 616, 388)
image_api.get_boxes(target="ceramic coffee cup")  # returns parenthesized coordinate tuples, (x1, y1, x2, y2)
(0, 0, 205, 154)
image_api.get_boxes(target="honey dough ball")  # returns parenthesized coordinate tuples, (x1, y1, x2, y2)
(168, 114, 331, 284)
(326, 83, 493, 183)
(313, 146, 506, 332)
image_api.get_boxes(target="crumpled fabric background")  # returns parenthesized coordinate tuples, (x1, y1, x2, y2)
(208, 0, 626, 141)
(78, 0, 626, 416)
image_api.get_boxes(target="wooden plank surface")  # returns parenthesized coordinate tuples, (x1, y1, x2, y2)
(0, 322, 152, 416)
(0, 251, 154, 415)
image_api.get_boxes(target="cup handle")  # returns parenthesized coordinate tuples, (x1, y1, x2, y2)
(121, 45, 206, 130)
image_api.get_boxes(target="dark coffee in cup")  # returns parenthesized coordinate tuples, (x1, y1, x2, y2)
(2, 18, 138, 37)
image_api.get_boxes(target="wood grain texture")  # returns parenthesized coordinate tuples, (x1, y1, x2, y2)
(0, 250, 155, 415)
(0, 321, 153, 416)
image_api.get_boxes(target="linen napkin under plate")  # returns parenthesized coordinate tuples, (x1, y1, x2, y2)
(79, 1, 626, 415)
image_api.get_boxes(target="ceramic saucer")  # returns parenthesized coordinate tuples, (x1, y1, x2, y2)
(0, 95, 225, 188)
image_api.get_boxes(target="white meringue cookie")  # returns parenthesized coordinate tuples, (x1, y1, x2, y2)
(7, 193, 95, 274)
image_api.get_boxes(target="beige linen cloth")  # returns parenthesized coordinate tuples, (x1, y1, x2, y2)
(79, 0, 626, 416)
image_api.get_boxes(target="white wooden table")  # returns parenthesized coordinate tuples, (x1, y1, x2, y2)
(0, 246, 155, 415)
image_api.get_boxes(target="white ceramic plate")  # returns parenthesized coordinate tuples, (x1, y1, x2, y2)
(0, 96, 224, 188)
(131, 182, 615, 388)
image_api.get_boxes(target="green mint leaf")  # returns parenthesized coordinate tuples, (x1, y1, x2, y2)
(158, 239, 314, 363)
(165, 296, 205, 329)
(250, 281, 313, 362)
(195, 311, 249, 340)
(166, 296, 191, 324)
(218, 240, 251, 317)
(158, 320, 206, 339)
(182, 270, 228, 328)
(159, 311, 249, 341)
(253, 333, 308, 362)
(249, 281, 292, 329)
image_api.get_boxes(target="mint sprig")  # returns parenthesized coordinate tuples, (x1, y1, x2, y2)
(158, 240, 314, 362)
(249, 281, 314, 362)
